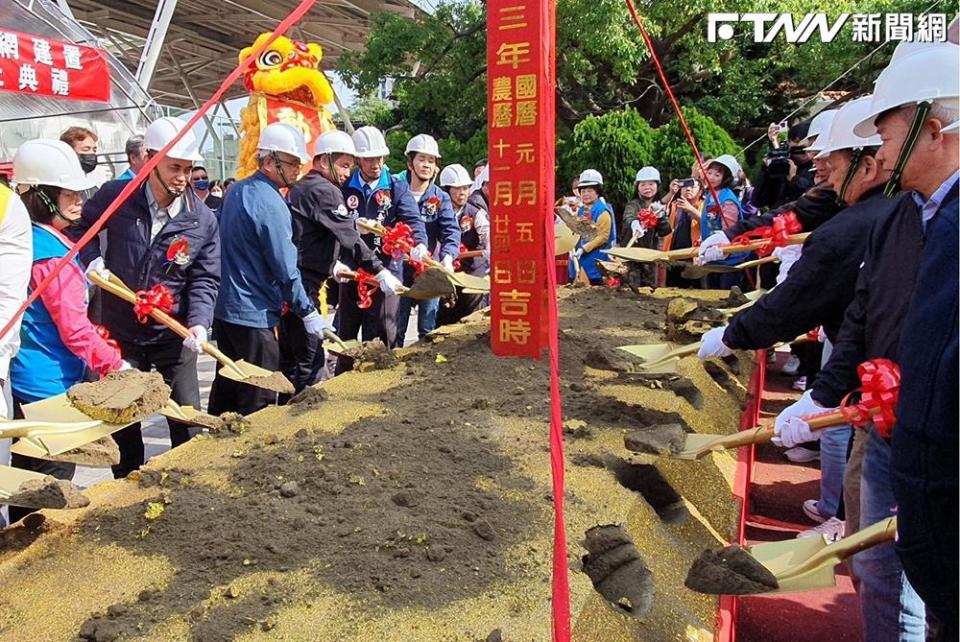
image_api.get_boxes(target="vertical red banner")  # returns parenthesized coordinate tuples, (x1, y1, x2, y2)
(487, 0, 554, 358)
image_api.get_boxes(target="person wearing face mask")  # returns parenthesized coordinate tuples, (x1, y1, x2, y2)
(190, 166, 222, 215)
(394, 134, 460, 346)
(60, 126, 99, 177)
(211, 123, 329, 414)
(283, 130, 401, 393)
(337, 126, 425, 369)
(78, 117, 220, 478)
(209, 181, 224, 200)
(7, 140, 127, 518)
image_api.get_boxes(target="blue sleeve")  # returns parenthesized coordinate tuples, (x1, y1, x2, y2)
(437, 190, 461, 260)
(392, 181, 428, 245)
(252, 189, 314, 318)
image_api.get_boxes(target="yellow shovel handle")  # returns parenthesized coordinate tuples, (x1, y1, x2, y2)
(775, 517, 897, 583)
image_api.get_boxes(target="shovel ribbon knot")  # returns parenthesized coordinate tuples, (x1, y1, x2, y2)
(840, 358, 900, 437)
(382, 222, 415, 259)
(637, 208, 659, 230)
(133, 284, 175, 324)
(353, 268, 380, 310)
(729, 211, 802, 257)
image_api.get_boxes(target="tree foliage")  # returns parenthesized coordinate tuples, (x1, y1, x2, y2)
(651, 107, 739, 185)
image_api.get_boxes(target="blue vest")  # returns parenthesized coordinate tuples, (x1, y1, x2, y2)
(11, 225, 86, 402)
(572, 201, 616, 282)
(701, 187, 749, 265)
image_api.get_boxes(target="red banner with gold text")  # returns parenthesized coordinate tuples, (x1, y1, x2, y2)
(0, 29, 110, 103)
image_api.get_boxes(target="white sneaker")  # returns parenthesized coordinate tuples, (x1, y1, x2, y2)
(782, 355, 801, 375)
(797, 517, 845, 543)
(802, 499, 828, 524)
(792, 376, 807, 391)
(784, 446, 820, 463)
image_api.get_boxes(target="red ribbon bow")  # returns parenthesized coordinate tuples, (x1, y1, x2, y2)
(637, 209, 659, 230)
(94, 325, 120, 352)
(382, 222, 428, 274)
(133, 284, 174, 324)
(729, 211, 802, 257)
(354, 268, 380, 310)
(453, 243, 469, 271)
(840, 358, 901, 437)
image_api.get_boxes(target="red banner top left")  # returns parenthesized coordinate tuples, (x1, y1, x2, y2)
(0, 28, 111, 103)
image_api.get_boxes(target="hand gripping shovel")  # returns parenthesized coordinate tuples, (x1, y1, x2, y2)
(608, 233, 809, 264)
(89, 272, 294, 395)
(685, 517, 897, 595)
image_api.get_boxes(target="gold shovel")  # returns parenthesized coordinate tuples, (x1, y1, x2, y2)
(9, 396, 122, 467)
(0, 418, 102, 455)
(607, 233, 809, 264)
(89, 273, 294, 395)
(681, 255, 780, 279)
(0, 464, 90, 511)
(555, 221, 580, 255)
(686, 517, 897, 595)
(617, 341, 702, 370)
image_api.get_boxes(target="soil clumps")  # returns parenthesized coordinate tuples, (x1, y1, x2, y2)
(68, 371, 170, 424)
(340, 339, 400, 372)
(581, 524, 654, 618)
(54, 435, 121, 467)
(685, 544, 779, 595)
(623, 424, 686, 456)
(4, 476, 89, 510)
(664, 297, 726, 343)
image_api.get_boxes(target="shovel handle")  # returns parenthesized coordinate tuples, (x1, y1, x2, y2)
(90, 273, 246, 379)
(667, 233, 810, 261)
(458, 249, 484, 259)
(775, 517, 897, 583)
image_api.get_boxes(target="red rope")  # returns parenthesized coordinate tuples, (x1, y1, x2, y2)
(623, 1, 722, 213)
(0, 0, 319, 347)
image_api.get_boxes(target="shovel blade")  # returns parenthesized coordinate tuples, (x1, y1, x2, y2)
(403, 267, 457, 300)
(216, 360, 295, 394)
(325, 339, 362, 356)
(450, 272, 490, 292)
(555, 222, 580, 255)
(11, 394, 132, 458)
(606, 247, 669, 263)
(747, 537, 838, 593)
(618, 343, 675, 362)
(672, 433, 731, 460)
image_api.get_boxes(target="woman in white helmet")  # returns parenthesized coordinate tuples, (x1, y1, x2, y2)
(7, 139, 127, 517)
(621, 166, 670, 286)
(699, 154, 750, 289)
(570, 169, 616, 285)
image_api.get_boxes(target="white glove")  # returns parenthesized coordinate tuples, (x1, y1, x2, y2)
(630, 220, 645, 238)
(85, 256, 111, 281)
(697, 326, 733, 359)
(410, 243, 430, 264)
(697, 231, 728, 264)
(572, 247, 584, 259)
(332, 261, 352, 284)
(356, 217, 375, 230)
(441, 255, 455, 273)
(375, 269, 404, 296)
(772, 390, 828, 447)
(183, 325, 208, 354)
(302, 309, 333, 338)
(118, 360, 133, 371)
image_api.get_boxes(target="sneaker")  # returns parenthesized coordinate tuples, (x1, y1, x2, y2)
(784, 446, 820, 463)
(792, 376, 807, 391)
(802, 499, 828, 524)
(797, 517, 845, 543)
(782, 355, 801, 375)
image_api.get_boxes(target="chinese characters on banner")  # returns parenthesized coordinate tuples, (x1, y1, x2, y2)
(256, 94, 335, 159)
(0, 29, 111, 103)
(488, 0, 556, 358)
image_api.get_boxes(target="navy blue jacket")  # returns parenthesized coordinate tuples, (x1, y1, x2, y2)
(215, 171, 314, 329)
(342, 168, 426, 277)
(79, 180, 220, 345)
(413, 182, 460, 261)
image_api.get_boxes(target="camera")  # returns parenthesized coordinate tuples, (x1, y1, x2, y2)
(677, 177, 698, 189)
(765, 147, 791, 176)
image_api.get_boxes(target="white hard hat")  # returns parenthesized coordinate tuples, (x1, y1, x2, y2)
(634, 166, 660, 183)
(578, 169, 603, 187)
(143, 116, 204, 163)
(404, 133, 441, 158)
(853, 42, 960, 138)
(439, 163, 472, 187)
(709, 154, 741, 178)
(815, 96, 883, 160)
(258, 122, 310, 163)
(314, 130, 356, 157)
(477, 164, 489, 184)
(805, 109, 838, 152)
(352, 126, 390, 158)
(13, 138, 96, 191)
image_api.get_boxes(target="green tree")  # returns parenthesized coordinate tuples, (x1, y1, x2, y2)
(651, 106, 739, 184)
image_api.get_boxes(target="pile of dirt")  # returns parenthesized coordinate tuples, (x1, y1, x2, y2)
(243, 371, 295, 395)
(581, 524, 654, 618)
(52, 435, 120, 467)
(623, 424, 686, 456)
(4, 476, 89, 510)
(685, 544, 779, 595)
(340, 339, 400, 372)
(664, 297, 726, 343)
(68, 371, 170, 424)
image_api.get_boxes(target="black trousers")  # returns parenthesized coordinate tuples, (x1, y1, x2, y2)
(111, 339, 200, 479)
(436, 290, 485, 327)
(335, 282, 399, 374)
(8, 396, 77, 523)
(207, 320, 279, 416)
(278, 312, 325, 402)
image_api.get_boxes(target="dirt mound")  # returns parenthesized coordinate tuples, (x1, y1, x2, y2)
(581, 524, 654, 618)
(5, 476, 89, 510)
(664, 297, 726, 343)
(68, 371, 170, 424)
(685, 544, 778, 595)
(340, 339, 400, 372)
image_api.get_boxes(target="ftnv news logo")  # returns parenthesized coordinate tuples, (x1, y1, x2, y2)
(706, 13, 949, 44)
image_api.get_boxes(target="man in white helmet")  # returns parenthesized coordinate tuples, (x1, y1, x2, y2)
(78, 116, 220, 478)
(773, 41, 960, 641)
(435, 163, 488, 326)
(282, 130, 403, 393)
(337, 126, 424, 369)
(210, 122, 330, 414)
(394, 134, 460, 345)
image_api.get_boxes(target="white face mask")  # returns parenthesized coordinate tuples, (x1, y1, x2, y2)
(210, 188, 223, 198)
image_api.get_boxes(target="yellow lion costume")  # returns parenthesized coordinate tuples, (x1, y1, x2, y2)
(236, 33, 337, 179)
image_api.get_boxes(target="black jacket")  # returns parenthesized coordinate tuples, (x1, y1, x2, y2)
(620, 198, 670, 248)
(811, 193, 924, 407)
(725, 184, 839, 240)
(724, 187, 905, 349)
(751, 155, 815, 210)
(287, 170, 383, 296)
(79, 180, 220, 345)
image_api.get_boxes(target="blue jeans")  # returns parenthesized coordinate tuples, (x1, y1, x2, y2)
(853, 429, 926, 642)
(395, 296, 440, 346)
(817, 338, 849, 518)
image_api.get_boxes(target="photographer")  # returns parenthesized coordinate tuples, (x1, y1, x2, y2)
(751, 120, 816, 210)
